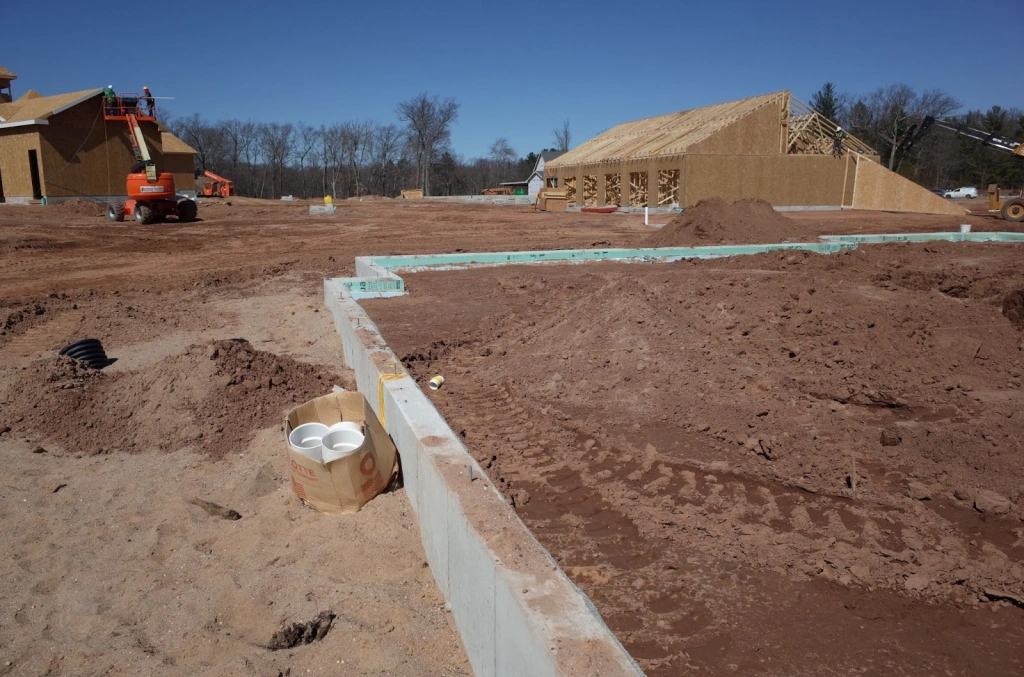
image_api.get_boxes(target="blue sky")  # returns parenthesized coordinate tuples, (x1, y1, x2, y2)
(3, 0, 1020, 159)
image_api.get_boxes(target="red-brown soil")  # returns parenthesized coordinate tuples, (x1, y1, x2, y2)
(365, 241, 1024, 676)
(49, 199, 106, 217)
(1, 197, 1021, 675)
(649, 197, 806, 245)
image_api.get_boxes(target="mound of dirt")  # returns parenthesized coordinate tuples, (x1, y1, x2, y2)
(1002, 289, 1024, 325)
(648, 197, 803, 246)
(50, 199, 105, 217)
(43, 355, 106, 383)
(8, 339, 342, 458)
(3, 303, 47, 333)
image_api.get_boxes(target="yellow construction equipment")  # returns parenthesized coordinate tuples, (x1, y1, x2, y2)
(898, 116, 1024, 222)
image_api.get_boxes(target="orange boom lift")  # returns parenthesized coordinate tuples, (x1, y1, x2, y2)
(103, 92, 197, 224)
(199, 170, 234, 197)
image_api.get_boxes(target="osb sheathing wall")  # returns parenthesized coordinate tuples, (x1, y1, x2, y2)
(852, 156, 968, 216)
(0, 129, 42, 198)
(683, 154, 852, 207)
(161, 154, 197, 195)
(546, 105, 782, 207)
(37, 98, 166, 198)
(687, 102, 783, 155)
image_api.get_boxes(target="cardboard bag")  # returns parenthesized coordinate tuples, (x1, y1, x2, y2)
(284, 392, 398, 514)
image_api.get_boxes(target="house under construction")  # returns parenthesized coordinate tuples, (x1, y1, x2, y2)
(0, 67, 197, 204)
(544, 90, 964, 216)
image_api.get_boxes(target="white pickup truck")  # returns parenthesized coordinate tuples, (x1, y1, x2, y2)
(943, 186, 978, 199)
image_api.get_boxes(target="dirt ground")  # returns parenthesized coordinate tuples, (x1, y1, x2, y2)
(0, 197, 1020, 676)
(364, 221, 1024, 674)
(0, 197, 659, 676)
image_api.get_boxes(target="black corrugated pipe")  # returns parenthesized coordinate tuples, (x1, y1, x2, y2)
(59, 338, 116, 369)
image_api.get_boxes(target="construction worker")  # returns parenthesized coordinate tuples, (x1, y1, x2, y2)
(103, 85, 117, 116)
(140, 86, 155, 116)
(832, 125, 847, 157)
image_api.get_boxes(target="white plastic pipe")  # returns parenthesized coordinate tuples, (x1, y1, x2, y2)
(321, 428, 365, 464)
(644, 207, 649, 225)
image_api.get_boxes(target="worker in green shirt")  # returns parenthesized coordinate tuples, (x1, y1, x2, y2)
(832, 126, 847, 157)
(103, 85, 118, 116)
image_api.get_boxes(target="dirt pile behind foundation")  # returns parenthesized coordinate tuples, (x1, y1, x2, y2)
(50, 199, 105, 217)
(7, 339, 342, 458)
(649, 197, 804, 246)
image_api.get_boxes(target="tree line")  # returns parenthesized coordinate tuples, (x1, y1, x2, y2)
(169, 92, 571, 199)
(170, 83, 1021, 200)
(810, 82, 1024, 190)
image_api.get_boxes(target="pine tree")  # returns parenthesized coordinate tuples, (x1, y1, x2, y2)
(810, 83, 841, 122)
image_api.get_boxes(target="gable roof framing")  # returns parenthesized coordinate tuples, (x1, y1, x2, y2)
(0, 88, 102, 129)
(547, 90, 878, 171)
(548, 91, 789, 170)
(786, 96, 876, 156)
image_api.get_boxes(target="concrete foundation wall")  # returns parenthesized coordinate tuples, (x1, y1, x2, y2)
(0, 129, 42, 199)
(423, 194, 535, 206)
(324, 280, 643, 677)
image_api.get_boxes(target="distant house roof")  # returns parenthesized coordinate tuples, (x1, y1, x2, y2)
(539, 150, 565, 163)
(0, 66, 17, 80)
(500, 170, 542, 187)
(161, 131, 197, 154)
(0, 88, 102, 127)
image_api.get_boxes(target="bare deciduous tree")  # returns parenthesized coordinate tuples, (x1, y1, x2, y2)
(553, 119, 571, 152)
(396, 93, 459, 196)
(319, 123, 345, 198)
(340, 121, 374, 197)
(844, 84, 960, 170)
(367, 123, 404, 196)
(488, 137, 517, 183)
(294, 123, 318, 198)
(217, 119, 256, 194)
(258, 122, 294, 198)
(172, 113, 223, 173)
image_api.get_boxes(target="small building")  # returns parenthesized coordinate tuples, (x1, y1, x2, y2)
(499, 150, 565, 198)
(0, 67, 197, 204)
(544, 91, 965, 216)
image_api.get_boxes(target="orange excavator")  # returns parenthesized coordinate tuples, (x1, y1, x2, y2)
(103, 91, 197, 224)
(199, 170, 234, 197)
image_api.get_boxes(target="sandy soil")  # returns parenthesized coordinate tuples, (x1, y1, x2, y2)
(0, 197, 659, 676)
(365, 236, 1024, 674)
(1, 197, 1020, 676)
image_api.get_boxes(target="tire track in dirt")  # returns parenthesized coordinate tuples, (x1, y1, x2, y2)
(374, 248, 1024, 676)
(2, 311, 85, 368)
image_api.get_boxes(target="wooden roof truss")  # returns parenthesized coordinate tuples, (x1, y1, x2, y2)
(547, 91, 789, 169)
(786, 96, 877, 156)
